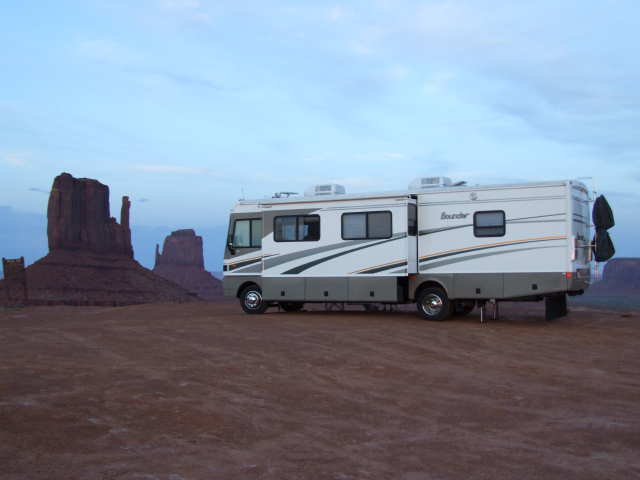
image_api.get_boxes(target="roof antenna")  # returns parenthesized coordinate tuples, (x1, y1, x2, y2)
(239, 186, 245, 201)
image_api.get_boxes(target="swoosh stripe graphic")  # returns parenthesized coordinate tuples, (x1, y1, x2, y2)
(263, 238, 379, 269)
(355, 261, 408, 274)
(419, 235, 566, 264)
(225, 254, 277, 270)
(231, 263, 263, 274)
(282, 234, 407, 274)
(419, 245, 561, 271)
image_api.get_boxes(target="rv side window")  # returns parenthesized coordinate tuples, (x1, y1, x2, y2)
(274, 215, 320, 242)
(233, 218, 262, 247)
(342, 211, 392, 240)
(474, 211, 505, 237)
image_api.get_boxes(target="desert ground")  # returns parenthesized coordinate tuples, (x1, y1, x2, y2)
(1, 301, 639, 480)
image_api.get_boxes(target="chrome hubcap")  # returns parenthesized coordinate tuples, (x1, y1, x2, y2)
(421, 293, 443, 316)
(245, 291, 262, 309)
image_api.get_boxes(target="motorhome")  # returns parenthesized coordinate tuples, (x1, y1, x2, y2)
(223, 177, 607, 321)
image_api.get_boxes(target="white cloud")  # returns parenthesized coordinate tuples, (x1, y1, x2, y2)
(385, 65, 409, 81)
(423, 72, 455, 95)
(161, 0, 200, 10)
(328, 6, 345, 22)
(353, 152, 407, 162)
(2, 154, 27, 167)
(76, 39, 138, 64)
(158, 0, 211, 23)
(131, 164, 220, 176)
(350, 41, 374, 56)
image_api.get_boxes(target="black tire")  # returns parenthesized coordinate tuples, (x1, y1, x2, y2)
(279, 302, 303, 312)
(454, 300, 475, 316)
(239, 285, 269, 314)
(416, 287, 452, 321)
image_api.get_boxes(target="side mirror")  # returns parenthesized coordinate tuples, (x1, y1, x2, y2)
(227, 241, 236, 256)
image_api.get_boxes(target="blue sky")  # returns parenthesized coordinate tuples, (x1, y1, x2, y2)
(1, 0, 639, 262)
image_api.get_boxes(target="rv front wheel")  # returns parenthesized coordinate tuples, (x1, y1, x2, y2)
(240, 285, 268, 314)
(416, 287, 452, 321)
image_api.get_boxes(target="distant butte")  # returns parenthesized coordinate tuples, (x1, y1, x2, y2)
(587, 258, 640, 296)
(1, 172, 195, 306)
(153, 229, 223, 300)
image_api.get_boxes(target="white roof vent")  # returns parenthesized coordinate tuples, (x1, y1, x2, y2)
(409, 176, 452, 189)
(305, 184, 346, 196)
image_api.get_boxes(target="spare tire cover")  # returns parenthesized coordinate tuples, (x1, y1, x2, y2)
(592, 195, 615, 230)
(592, 229, 615, 262)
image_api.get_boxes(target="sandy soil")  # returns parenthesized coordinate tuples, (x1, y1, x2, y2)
(1, 301, 639, 480)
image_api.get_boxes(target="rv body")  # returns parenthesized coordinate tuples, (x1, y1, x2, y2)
(223, 180, 591, 319)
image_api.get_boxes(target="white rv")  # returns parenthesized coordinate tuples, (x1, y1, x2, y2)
(223, 178, 595, 320)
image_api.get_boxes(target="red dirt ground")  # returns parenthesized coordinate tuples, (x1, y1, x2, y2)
(1, 302, 639, 479)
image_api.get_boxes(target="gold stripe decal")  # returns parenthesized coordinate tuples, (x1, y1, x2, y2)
(349, 259, 406, 274)
(223, 253, 276, 266)
(419, 235, 566, 261)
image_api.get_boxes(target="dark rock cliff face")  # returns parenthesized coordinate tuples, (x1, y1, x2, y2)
(47, 173, 133, 256)
(155, 229, 204, 268)
(1, 173, 195, 306)
(153, 229, 222, 300)
(587, 258, 640, 295)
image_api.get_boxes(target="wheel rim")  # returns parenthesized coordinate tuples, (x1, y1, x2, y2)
(245, 291, 262, 309)
(421, 293, 443, 316)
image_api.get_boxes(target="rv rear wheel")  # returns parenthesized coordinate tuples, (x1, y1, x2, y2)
(240, 285, 268, 314)
(416, 287, 452, 321)
(279, 302, 303, 312)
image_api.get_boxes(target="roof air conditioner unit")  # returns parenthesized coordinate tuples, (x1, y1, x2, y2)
(409, 177, 452, 189)
(304, 184, 346, 196)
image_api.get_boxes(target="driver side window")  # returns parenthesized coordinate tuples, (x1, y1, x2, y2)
(232, 219, 262, 248)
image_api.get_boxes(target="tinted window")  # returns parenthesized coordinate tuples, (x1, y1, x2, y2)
(233, 218, 262, 248)
(369, 212, 392, 239)
(275, 215, 320, 242)
(250, 219, 262, 247)
(299, 215, 320, 241)
(342, 213, 367, 239)
(474, 211, 505, 237)
(233, 220, 251, 247)
(275, 216, 297, 241)
(342, 211, 392, 240)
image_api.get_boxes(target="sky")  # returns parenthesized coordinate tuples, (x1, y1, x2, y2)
(1, 0, 639, 265)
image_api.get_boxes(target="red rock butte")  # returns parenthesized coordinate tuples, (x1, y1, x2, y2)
(1, 172, 195, 306)
(587, 257, 640, 296)
(47, 173, 133, 256)
(153, 229, 222, 300)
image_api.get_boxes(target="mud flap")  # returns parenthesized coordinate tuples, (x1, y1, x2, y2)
(545, 294, 567, 321)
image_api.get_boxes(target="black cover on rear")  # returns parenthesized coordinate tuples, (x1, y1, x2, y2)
(592, 195, 615, 230)
(592, 229, 615, 262)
